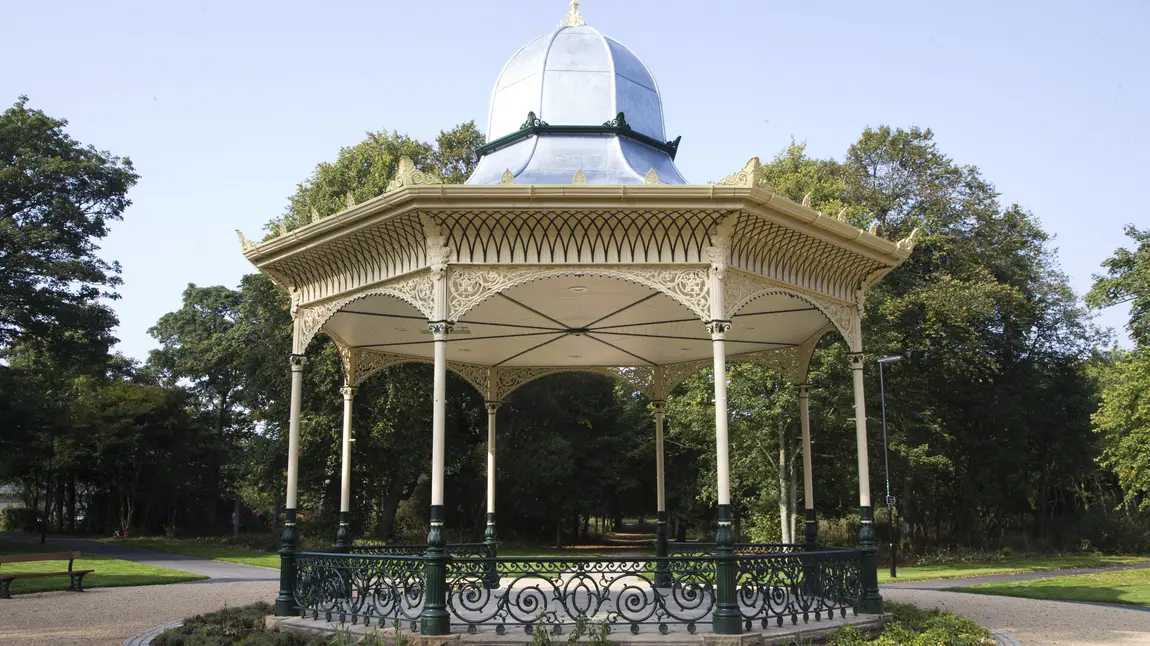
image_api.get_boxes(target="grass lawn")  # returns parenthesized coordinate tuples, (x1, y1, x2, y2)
(878, 554, 1148, 583)
(108, 538, 281, 569)
(0, 538, 205, 595)
(952, 566, 1150, 607)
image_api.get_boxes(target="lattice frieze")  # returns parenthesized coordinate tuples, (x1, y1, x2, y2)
(663, 357, 711, 395)
(267, 212, 429, 305)
(293, 271, 435, 354)
(430, 209, 731, 266)
(730, 211, 887, 302)
(448, 265, 711, 323)
(349, 348, 488, 396)
(723, 270, 860, 353)
(493, 365, 657, 401)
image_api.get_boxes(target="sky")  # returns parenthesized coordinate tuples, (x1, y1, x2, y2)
(2, 0, 1146, 361)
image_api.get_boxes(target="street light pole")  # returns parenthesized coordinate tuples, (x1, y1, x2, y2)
(877, 354, 903, 578)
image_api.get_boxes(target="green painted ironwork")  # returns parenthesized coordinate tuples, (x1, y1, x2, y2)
(275, 508, 299, 616)
(291, 544, 860, 635)
(335, 511, 351, 553)
(712, 503, 742, 635)
(295, 552, 425, 628)
(654, 510, 670, 587)
(804, 508, 818, 546)
(483, 511, 499, 589)
(475, 112, 683, 160)
(421, 504, 450, 635)
(856, 505, 883, 614)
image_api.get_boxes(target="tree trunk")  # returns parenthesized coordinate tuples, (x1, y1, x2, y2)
(233, 497, 242, 537)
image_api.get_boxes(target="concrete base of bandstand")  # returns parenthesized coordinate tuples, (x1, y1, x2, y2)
(270, 614, 884, 646)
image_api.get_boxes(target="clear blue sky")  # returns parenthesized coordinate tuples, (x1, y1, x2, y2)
(3, 0, 1145, 361)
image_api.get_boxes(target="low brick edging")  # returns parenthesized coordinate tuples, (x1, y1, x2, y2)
(273, 615, 885, 646)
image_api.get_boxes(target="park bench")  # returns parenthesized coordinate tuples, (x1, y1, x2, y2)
(0, 551, 93, 598)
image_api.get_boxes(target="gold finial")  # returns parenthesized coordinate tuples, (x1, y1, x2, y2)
(572, 169, 587, 185)
(500, 169, 515, 185)
(562, 0, 585, 27)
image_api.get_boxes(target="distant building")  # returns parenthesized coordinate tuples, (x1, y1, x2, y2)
(0, 484, 23, 515)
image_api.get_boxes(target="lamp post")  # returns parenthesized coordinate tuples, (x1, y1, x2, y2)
(877, 354, 903, 578)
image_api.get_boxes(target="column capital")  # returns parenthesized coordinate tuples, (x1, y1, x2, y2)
(289, 354, 306, 369)
(848, 352, 866, 369)
(796, 383, 812, 396)
(485, 400, 500, 413)
(340, 385, 356, 399)
(705, 320, 732, 338)
(651, 399, 666, 412)
(427, 321, 453, 339)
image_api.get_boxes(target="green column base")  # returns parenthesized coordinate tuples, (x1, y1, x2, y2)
(274, 508, 298, 617)
(421, 504, 451, 635)
(335, 511, 351, 553)
(483, 512, 499, 590)
(857, 505, 883, 615)
(803, 508, 818, 546)
(654, 511, 670, 587)
(712, 504, 743, 635)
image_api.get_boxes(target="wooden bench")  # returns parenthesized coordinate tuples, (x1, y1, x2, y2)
(0, 552, 93, 598)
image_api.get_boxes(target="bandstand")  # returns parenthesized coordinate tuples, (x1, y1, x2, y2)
(239, 3, 916, 640)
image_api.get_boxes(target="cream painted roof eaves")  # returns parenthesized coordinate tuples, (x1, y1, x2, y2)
(243, 183, 909, 268)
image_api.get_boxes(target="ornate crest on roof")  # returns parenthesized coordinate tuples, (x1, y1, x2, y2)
(561, 0, 585, 27)
(385, 157, 444, 194)
(717, 157, 768, 189)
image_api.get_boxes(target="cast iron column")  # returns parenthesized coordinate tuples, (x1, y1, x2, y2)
(275, 353, 305, 616)
(653, 400, 670, 587)
(335, 384, 355, 552)
(421, 322, 451, 635)
(483, 400, 500, 589)
(708, 320, 741, 634)
(798, 384, 817, 546)
(849, 352, 883, 614)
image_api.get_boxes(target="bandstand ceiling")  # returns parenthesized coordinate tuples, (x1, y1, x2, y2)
(322, 274, 832, 369)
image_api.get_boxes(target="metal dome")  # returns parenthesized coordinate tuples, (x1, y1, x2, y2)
(467, 5, 686, 185)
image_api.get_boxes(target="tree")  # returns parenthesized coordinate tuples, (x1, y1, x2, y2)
(1090, 227, 1150, 509)
(1088, 226, 1150, 346)
(0, 96, 137, 355)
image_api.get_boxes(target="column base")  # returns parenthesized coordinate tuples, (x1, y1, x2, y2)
(483, 512, 499, 590)
(803, 508, 818, 546)
(421, 504, 450, 636)
(334, 511, 351, 553)
(275, 508, 299, 617)
(856, 506, 883, 615)
(654, 511, 670, 587)
(712, 504, 742, 635)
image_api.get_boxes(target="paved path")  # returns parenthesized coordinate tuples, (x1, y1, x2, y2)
(0, 580, 275, 646)
(882, 560, 1150, 590)
(0, 533, 277, 583)
(882, 588, 1150, 646)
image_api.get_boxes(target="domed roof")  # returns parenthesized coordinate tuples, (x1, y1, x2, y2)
(467, 4, 686, 185)
(485, 24, 665, 143)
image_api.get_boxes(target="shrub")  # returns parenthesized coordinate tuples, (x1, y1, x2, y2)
(1, 507, 38, 532)
(822, 602, 994, 646)
(153, 602, 332, 646)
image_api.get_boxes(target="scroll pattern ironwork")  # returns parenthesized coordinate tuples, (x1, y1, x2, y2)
(736, 549, 861, 629)
(445, 556, 717, 635)
(294, 552, 425, 629)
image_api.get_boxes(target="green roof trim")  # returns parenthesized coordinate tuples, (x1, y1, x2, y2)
(476, 112, 682, 160)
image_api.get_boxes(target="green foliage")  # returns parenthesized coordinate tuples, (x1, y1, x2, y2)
(152, 602, 328, 646)
(1092, 349, 1150, 509)
(0, 96, 137, 355)
(1088, 226, 1150, 346)
(822, 602, 993, 646)
(1, 506, 36, 531)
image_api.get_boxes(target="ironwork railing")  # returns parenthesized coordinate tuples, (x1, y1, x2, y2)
(666, 542, 807, 557)
(348, 543, 488, 558)
(446, 555, 717, 635)
(293, 544, 863, 635)
(294, 552, 425, 629)
(735, 548, 860, 629)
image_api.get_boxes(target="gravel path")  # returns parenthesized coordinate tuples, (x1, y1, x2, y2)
(0, 533, 278, 583)
(0, 580, 275, 646)
(882, 588, 1150, 645)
